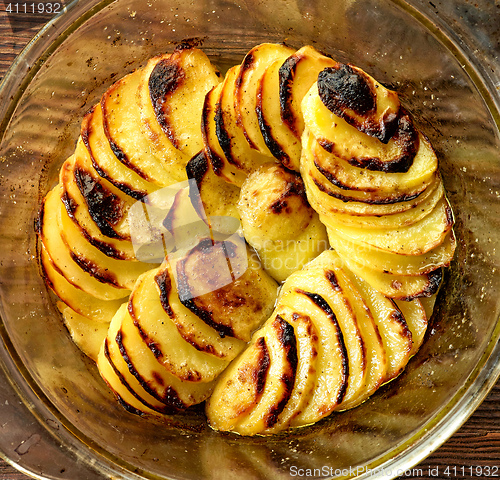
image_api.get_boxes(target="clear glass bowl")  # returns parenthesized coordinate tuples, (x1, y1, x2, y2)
(0, 0, 499, 478)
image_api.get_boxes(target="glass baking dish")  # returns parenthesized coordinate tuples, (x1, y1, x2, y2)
(0, 0, 499, 478)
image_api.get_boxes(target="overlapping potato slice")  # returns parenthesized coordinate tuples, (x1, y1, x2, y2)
(261, 305, 319, 433)
(138, 47, 222, 159)
(186, 151, 241, 220)
(308, 128, 438, 196)
(129, 268, 231, 382)
(212, 65, 272, 186)
(38, 186, 130, 301)
(315, 176, 445, 230)
(97, 303, 187, 416)
(312, 64, 408, 162)
(101, 69, 177, 186)
(237, 163, 328, 282)
(81, 103, 157, 200)
(206, 248, 430, 435)
(335, 251, 442, 300)
(327, 227, 456, 276)
(59, 154, 136, 261)
(257, 45, 337, 170)
(233, 43, 295, 155)
(40, 245, 124, 322)
(57, 186, 152, 291)
(301, 130, 432, 205)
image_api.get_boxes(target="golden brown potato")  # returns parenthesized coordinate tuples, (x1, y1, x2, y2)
(237, 163, 328, 282)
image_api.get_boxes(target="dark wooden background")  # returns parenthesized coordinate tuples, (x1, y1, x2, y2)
(0, 1, 499, 479)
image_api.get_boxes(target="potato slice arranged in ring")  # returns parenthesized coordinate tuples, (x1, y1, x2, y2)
(59, 154, 136, 261)
(128, 268, 230, 383)
(329, 196, 454, 256)
(280, 288, 348, 428)
(40, 245, 124, 322)
(337, 251, 442, 300)
(205, 332, 271, 432)
(139, 47, 222, 159)
(262, 305, 319, 433)
(315, 176, 444, 230)
(57, 187, 152, 291)
(116, 300, 216, 409)
(59, 302, 112, 362)
(310, 130, 438, 196)
(212, 65, 271, 186)
(186, 151, 241, 220)
(281, 263, 367, 409)
(101, 69, 178, 186)
(233, 42, 295, 155)
(233, 314, 298, 435)
(97, 303, 182, 415)
(81, 104, 157, 200)
(327, 227, 456, 276)
(38, 186, 130, 301)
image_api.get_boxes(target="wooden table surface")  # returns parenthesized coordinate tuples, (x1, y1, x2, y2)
(0, 2, 499, 479)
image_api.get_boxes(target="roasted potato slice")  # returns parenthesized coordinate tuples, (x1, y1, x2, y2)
(186, 151, 241, 220)
(256, 45, 336, 171)
(40, 245, 123, 322)
(233, 314, 298, 435)
(234, 42, 295, 154)
(257, 57, 302, 170)
(205, 332, 272, 432)
(308, 129, 438, 196)
(97, 303, 181, 415)
(394, 298, 429, 357)
(38, 186, 130, 301)
(327, 227, 456, 276)
(101, 69, 180, 186)
(138, 47, 221, 159)
(237, 163, 328, 282)
(262, 305, 319, 433)
(301, 149, 442, 218)
(327, 196, 454, 256)
(339, 249, 442, 300)
(57, 187, 152, 291)
(280, 288, 348, 427)
(81, 103, 157, 199)
(315, 176, 444, 230)
(283, 255, 367, 409)
(154, 262, 245, 361)
(301, 131, 430, 205)
(59, 302, 112, 362)
(117, 299, 217, 409)
(339, 264, 413, 381)
(59, 154, 136, 260)
(212, 65, 271, 186)
(129, 268, 229, 382)
(172, 236, 278, 342)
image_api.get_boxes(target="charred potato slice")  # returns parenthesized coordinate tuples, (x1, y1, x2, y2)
(139, 47, 221, 159)
(40, 245, 123, 322)
(59, 154, 136, 261)
(234, 42, 295, 155)
(257, 45, 337, 171)
(38, 186, 130, 301)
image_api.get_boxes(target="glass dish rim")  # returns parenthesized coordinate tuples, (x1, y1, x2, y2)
(0, 0, 499, 478)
